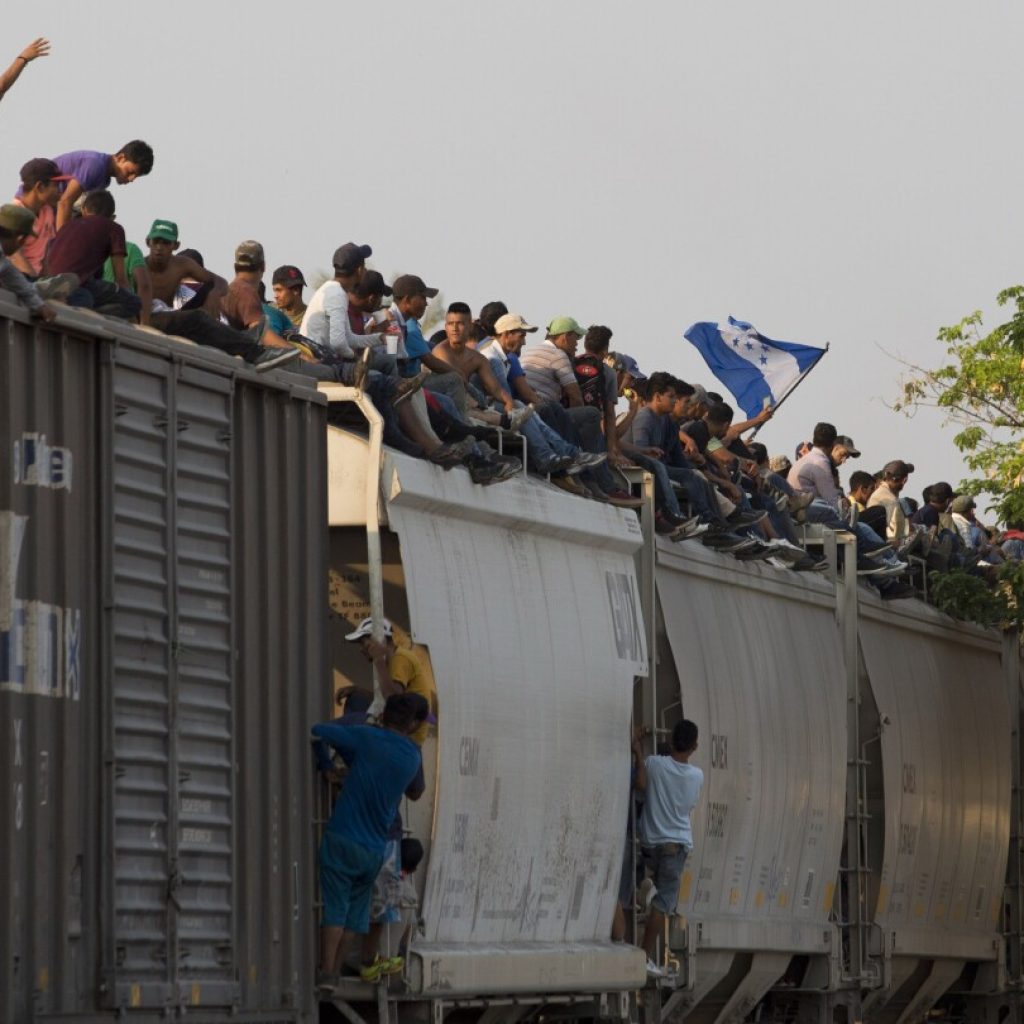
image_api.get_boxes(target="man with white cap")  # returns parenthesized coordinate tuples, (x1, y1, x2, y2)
(346, 616, 436, 748)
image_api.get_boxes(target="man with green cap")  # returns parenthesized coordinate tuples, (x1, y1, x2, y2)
(142, 219, 227, 314)
(520, 316, 588, 406)
(0, 203, 56, 321)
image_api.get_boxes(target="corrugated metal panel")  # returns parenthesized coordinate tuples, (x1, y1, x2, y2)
(1, 295, 326, 1023)
(860, 602, 1010, 962)
(380, 452, 648, 994)
(1, 315, 98, 1023)
(655, 542, 847, 950)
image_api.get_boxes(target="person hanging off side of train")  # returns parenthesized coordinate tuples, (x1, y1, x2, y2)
(632, 719, 703, 979)
(346, 616, 436, 747)
(0, 203, 57, 321)
(311, 692, 427, 984)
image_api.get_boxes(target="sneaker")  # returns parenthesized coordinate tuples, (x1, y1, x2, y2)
(671, 521, 710, 542)
(645, 959, 666, 979)
(565, 451, 608, 476)
(505, 403, 536, 431)
(862, 542, 893, 560)
(359, 955, 404, 983)
(794, 556, 830, 572)
(252, 346, 301, 372)
(734, 542, 775, 561)
(538, 453, 575, 475)
(429, 437, 475, 469)
(394, 368, 430, 406)
(470, 461, 515, 485)
(703, 531, 757, 553)
(765, 539, 807, 563)
(727, 509, 768, 528)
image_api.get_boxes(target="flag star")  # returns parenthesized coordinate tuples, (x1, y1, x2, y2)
(732, 338, 740, 347)
(745, 340, 754, 351)
(760, 344, 769, 354)
(759, 354, 768, 366)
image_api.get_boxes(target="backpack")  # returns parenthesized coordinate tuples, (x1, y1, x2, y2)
(572, 354, 608, 409)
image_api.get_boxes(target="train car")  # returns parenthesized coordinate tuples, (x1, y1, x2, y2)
(2, 289, 1022, 1024)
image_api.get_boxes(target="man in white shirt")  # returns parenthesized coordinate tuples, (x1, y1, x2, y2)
(632, 720, 703, 975)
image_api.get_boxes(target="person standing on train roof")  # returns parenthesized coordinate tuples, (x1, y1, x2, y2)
(632, 718, 703, 977)
(311, 693, 425, 981)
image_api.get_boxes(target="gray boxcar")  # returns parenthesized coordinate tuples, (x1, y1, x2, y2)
(0, 298, 327, 1023)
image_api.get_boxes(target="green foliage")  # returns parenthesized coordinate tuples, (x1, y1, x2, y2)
(928, 561, 1024, 633)
(895, 286, 1024, 525)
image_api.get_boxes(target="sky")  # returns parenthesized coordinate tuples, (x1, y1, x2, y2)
(4, 2, 1023, 514)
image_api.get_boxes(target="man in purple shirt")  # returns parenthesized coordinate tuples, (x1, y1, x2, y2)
(40, 141, 154, 230)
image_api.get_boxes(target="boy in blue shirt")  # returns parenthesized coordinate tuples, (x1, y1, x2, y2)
(312, 693, 426, 978)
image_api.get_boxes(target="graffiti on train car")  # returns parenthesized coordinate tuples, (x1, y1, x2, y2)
(0, 511, 81, 700)
(12, 433, 73, 492)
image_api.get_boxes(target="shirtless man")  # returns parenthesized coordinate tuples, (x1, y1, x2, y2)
(431, 302, 521, 419)
(144, 219, 226, 314)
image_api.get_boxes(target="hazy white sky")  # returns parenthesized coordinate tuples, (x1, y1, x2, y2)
(5, 2, 1023, 511)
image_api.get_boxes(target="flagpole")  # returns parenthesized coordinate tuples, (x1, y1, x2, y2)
(749, 342, 830, 438)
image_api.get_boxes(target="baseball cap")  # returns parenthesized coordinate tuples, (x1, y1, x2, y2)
(0, 203, 37, 237)
(147, 219, 179, 242)
(882, 459, 915, 479)
(19, 158, 72, 189)
(689, 384, 710, 407)
(950, 494, 976, 514)
(272, 264, 306, 288)
(493, 313, 538, 334)
(392, 274, 439, 300)
(345, 616, 393, 642)
(613, 352, 647, 381)
(547, 315, 585, 337)
(355, 270, 392, 297)
(834, 435, 861, 458)
(234, 240, 265, 268)
(333, 242, 372, 273)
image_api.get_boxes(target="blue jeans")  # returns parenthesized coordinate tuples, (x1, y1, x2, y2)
(641, 843, 689, 916)
(664, 465, 725, 525)
(805, 500, 900, 563)
(68, 277, 141, 320)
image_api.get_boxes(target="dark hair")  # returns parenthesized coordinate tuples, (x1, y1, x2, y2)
(117, 140, 154, 175)
(747, 441, 768, 464)
(400, 837, 425, 873)
(476, 301, 508, 336)
(930, 481, 953, 501)
(583, 324, 612, 354)
(178, 247, 204, 267)
(812, 422, 838, 448)
(706, 401, 733, 427)
(344, 689, 373, 714)
(646, 371, 676, 397)
(706, 391, 723, 404)
(672, 718, 698, 753)
(447, 301, 471, 316)
(82, 189, 115, 217)
(671, 377, 695, 399)
(382, 692, 429, 732)
(849, 470, 874, 491)
(429, 329, 447, 347)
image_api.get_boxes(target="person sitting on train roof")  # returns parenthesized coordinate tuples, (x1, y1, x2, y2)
(9, 158, 69, 280)
(867, 460, 914, 544)
(45, 189, 149, 324)
(221, 240, 299, 351)
(469, 299, 509, 349)
(0, 203, 57, 321)
(311, 692, 426, 982)
(847, 470, 878, 513)
(17, 140, 155, 232)
(632, 718, 703, 977)
(144, 219, 227, 315)
(271, 264, 307, 328)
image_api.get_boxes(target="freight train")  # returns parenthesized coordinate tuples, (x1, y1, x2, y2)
(1, 293, 1020, 1024)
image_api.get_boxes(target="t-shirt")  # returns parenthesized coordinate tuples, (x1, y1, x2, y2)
(102, 241, 145, 288)
(390, 646, 436, 746)
(479, 340, 525, 396)
(221, 278, 264, 330)
(12, 200, 55, 276)
(46, 216, 127, 284)
(639, 757, 704, 848)
(630, 407, 665, 451)
(788, 448, 842, 504)
(301, 280, 382, 356)
(681, 419, 711, 455)
(263, 303, 292, 336)
(15, 150, 111, 199)
(867, 483, 907, 542)
(311, 722, 423, 855)
(520, 340, 577, 404)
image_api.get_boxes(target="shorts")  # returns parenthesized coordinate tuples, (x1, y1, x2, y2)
(370, 839, 403, 925)
(320, 831, 384, 932)
(641, 843, 690, 916)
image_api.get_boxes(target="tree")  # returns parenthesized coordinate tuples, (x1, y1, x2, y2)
(894, 285, 1024, 526)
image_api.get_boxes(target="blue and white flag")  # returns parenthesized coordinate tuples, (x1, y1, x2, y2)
(683, 317, 828, 420)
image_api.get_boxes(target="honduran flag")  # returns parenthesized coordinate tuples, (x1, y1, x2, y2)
(683, 317, 828, 419)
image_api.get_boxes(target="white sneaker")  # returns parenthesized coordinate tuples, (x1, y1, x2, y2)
(507, 403, 535, 431)
(646, 959, 665, 978)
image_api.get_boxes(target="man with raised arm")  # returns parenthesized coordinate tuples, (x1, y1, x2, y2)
(0, 38, 49, 105)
